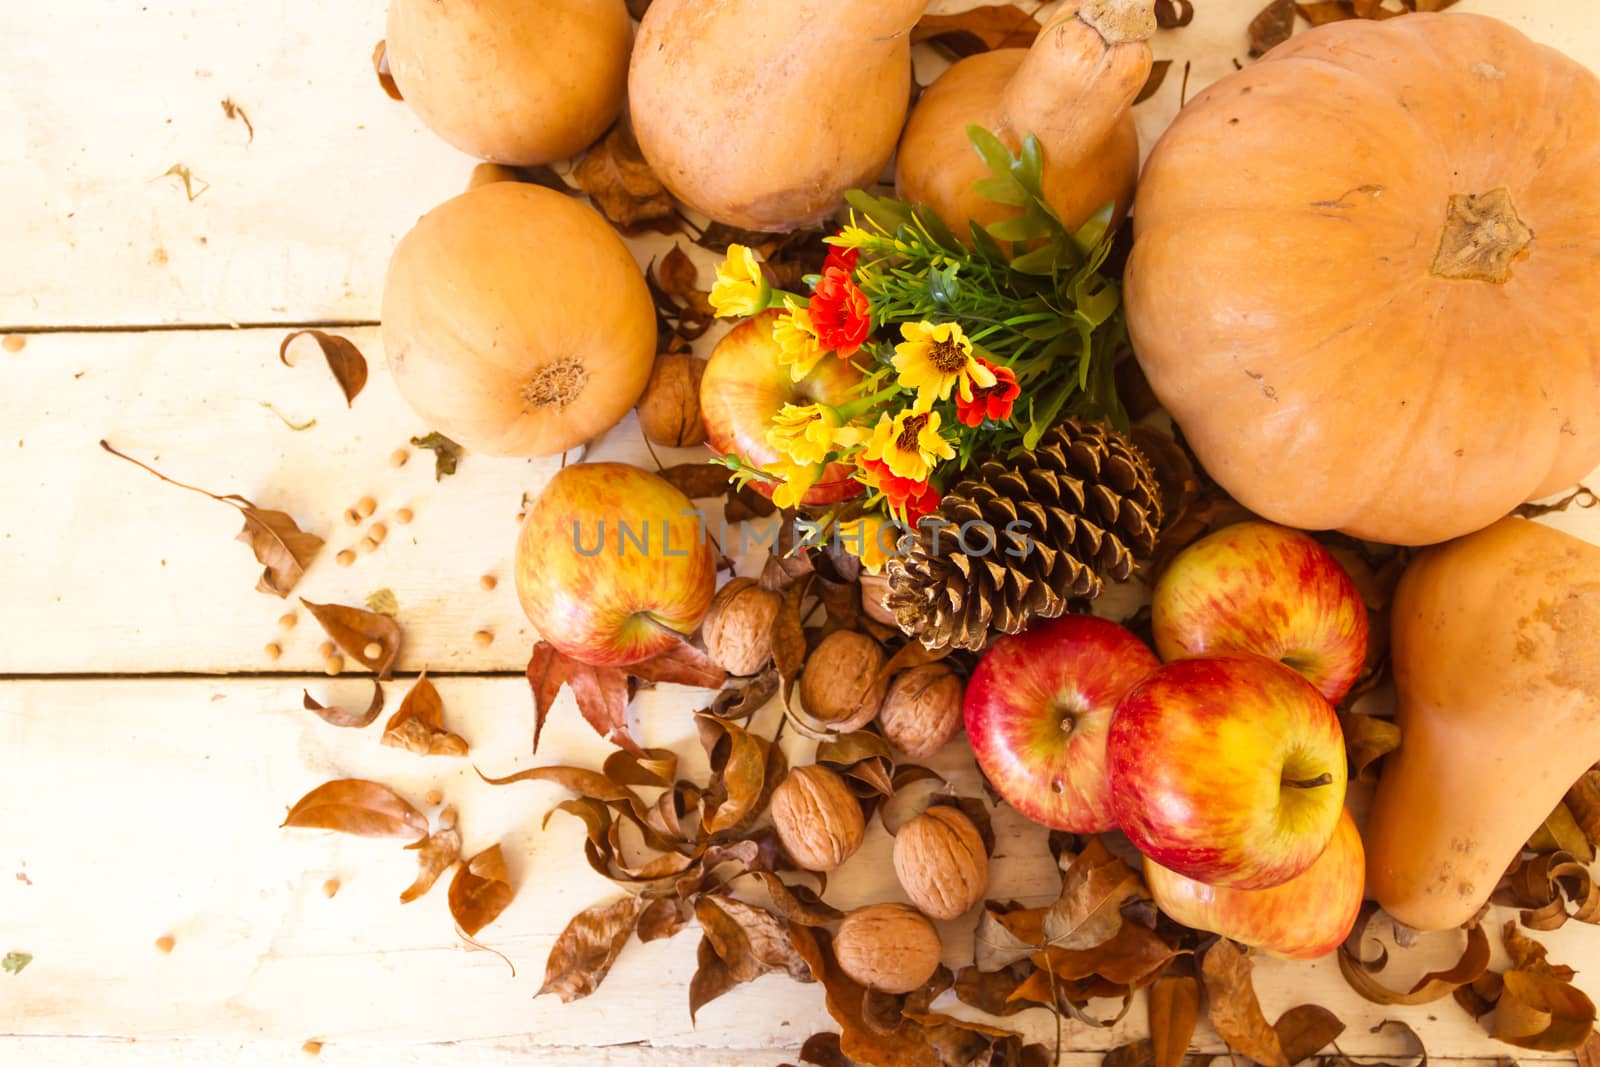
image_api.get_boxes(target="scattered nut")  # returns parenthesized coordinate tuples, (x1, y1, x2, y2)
(439, 805, 459, 831)
(479, 574, 497, 591)
(263, 642, 282, 661)
(369, 522, 388, 543)
(278, 612, 297, 629)
(302, 1039, 324, 1056)
(389, 448, 409, 468)
(395, 507, 414, 525)
(701, 577, 781, 676)
(324, 655, 344, 676)
(336, 549, 356, 567)
(343, 508, 361, 526)
(800, 630, 887, 730)
(318, 641, 335, 658)
(833, 904, 942, 994)
(473, 630, 494, 647)
(356, 495, 377, 518)
(360, 536, 380, 553)
(878, 663, 965, 758)
(155, 935, 176, 954)
(893, 805, 990, 920)
(770, 764, 865, 872)
(424, 788, 443, 806)
(322, 878, 340, 899)
(2, 335, 26, 353)
(636, 353, 707, 448)
(362, 641, 383, 660)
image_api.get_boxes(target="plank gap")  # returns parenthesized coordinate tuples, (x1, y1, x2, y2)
(0, 319, 380, 335)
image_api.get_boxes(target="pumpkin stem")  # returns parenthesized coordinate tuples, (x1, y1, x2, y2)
(1430, 188, 1534, 284)
(523, 355, 589, 411)
(1074, 0, 1158, 45)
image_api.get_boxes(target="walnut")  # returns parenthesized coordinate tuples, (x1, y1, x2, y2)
(833, 903, 943, 994)
(770, 764, 865, 872)
(799, 630, 886, 731)
(637, 353, 706, 448)
(878, 663, 964, 758)
(858, 573, 898, 627)
(701, 577, 780, 675)
(893, 805, 989, 920)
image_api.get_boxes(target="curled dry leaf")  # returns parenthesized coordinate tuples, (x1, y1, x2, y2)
(911, 5, 1043, 60)
(539, 895, 646, 1003)
(279, 330, 368, 407)
(1031, 921, 1177, 988)
(300, 599, 400, 679)
(696, 895, 813, 984)
(1155, 0, 1196, 27)
(637, 897, 688, 943)
(281, 779, 427, 840)
(1274, 1004, 1345, 1065)
(1527, 804, 1594, 866)
(696, 713, 777, 835)
(1501, 851, 1600, 931)
(1338, 915, 1490, 1005)
(747, 871, 845, 927)
(371, 40, 402, 101)
(409, 432, 462, 481)
(1249, 0, 1296, 57)
(573, 121, 676, 233)
(382, 672, 468, 756)
(789, 926, 944, 1067)
(1340, 711, 1402, 784)
(709, 666, 780, 721)
(953, 962, 1034, 1016)
(302, 682, 384, 729)
(1136, 60, 1175, 105)
(974, 901, 1048, 972)
(690, 934, 740, 1023)
(628, 638, 727, 690)
(1494, 924, 1598, 1052)
(657, 462, 735, 502)
(602, 747, 677, 789)
(1202, 940, 1288, 1067)
(1566, 768, 1600, 849)
(1044, 837, 1145, 951)
(526, 641, 639, 755)
(100, 441, 322, 597)
(1149, 974, 1201, 1067)
(449, 843, 514, 937)
(401, 815, 462, 903)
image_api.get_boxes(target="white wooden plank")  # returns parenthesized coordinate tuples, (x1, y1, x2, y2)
(2, 676, 1596, 1057)
(3, 0, 1594, 327)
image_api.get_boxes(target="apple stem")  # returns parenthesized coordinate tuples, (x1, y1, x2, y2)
(1282, 772, 1334, 790)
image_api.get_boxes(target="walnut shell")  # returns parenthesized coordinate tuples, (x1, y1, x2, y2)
(893, 806, 989, 920)
(799, 630, 886, 730)
(859, 573, 898, 627)
(637, 353, 706, 448)
(770, 764, 865, 872)
(878, 663, 964, 758)
(834, 903, 943, 994)
(701, 577, 780, 676)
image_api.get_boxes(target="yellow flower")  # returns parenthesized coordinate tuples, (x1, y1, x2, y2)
(863, 408, 955, 483)
(892, 321, 996, 411)
(709, 244, 770, 318)
(836, 514, 902, 575)
(766, 403, 840, 466)
(831, 223, 874, 249)
(772, 297, 826, 381)
(768, 459, 820, 511)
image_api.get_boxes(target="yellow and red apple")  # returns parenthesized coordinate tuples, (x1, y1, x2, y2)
(1152, 521, 1368, 704)
(1145, 806, 1364, 960)
(965, 616, 1159, 833)
(515, 462, 717, 668)
(1107, 654, 1347, 889)
(699, 309, 865, 506)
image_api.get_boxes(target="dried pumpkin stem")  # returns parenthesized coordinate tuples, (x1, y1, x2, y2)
(523, 355, 589, 411)
(1431, 187, 1534, 283)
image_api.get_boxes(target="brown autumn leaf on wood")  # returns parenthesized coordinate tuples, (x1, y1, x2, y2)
(1249, 0, 1296, 56)
(789, 926, 943, 1067)
(1103, 1041, 1155, 1067)
(1566, 766, 1600, 850)
(382, 672, 468, 756)
(539, 895, 645, 1002)
(953, 962, 1035, 1016)
(1044, 836, 1145, 950)
(371, 40, 402, 101)
(99, 441, 323, 597)
(975, 901, 1048, 971)
(1339, 711, 1401, 783)
(1275, 1004, 1345, 1065)
(912, 5, 1043, 60)
(1500, 851, 1600, 931)
(1136, 60, 1174, 105)
(1155, 0, 1196, 27)
(526, 641, 640, 754)
(708, 666, 781, 721)
(409, 432, 462, 480)
(279, 329, 368, 407)
(1527, 803, 1595, 865)
(1203, 940, 1289, 1067)
(602, 747, 677, 789)
(697, 713, 777, 835)
(1338, 917, 1490, 1005)
(637, 897, 688, 942)
(302, 681, 384, 728)
(300, 599, 401, 679)
(748, 871, 846, 927)
(1030, 921, 1176, 987)
(1496, 951, 1598, 1051)
(658, 462, 735, 501)
(1295, 1, 1359, 25)
(629, 638, 727, 690)
(573, 121, 676, 232)
(696, 895, 813, 984)
(401, 809, 462, 903)
(771, 579, 811, 687)
(690, 934, 741, 1022)
(478, 762, 639, 806)
(656, 244, 713, 317)
(449, 843, 514, 937)
(281, 778, 428, 840)
(1149, 974, 1201, 1067)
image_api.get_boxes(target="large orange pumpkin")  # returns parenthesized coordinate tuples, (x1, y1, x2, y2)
(1125, 14, 1600, 546)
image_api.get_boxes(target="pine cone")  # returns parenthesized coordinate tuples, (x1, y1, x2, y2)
(885, 419, 1163, 651)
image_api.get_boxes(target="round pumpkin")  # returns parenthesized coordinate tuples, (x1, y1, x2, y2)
(1125, 14, 1600, 546)
(385, 0, 632, 166)
(382, 183, 655, 457)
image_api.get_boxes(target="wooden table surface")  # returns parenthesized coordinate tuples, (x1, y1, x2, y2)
(3, 1, 1598, 1064)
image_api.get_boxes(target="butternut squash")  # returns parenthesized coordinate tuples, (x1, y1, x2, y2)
(896, 0, 1154, 239)
(1366, 517, 1600, 930)
(628, 0, 927, 231)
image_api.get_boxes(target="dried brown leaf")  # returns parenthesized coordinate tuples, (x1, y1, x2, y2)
(690, 934, 740, 1022)
(1496, 967, 1597, 1051)
(300, 599, 400, 678)
(772, 579, 810, 682)
(637, 897, 688, 942)
(281, 778, 427, 840)
(696, 713, 774, 835)
(539, 895, 645, 1002)
(696, 895, 812, 984)
(1034, 921, 1177, 987)
(709, 667, 781, 721)
(954, 963, 1034, 1016)
(629, 638, 727, 690)
(220, 97, 254, 143)
(478, 763, 638, 805)
(658, 462, 735, 501)
(1275, 1005, 1345, 1065)
(278, 329, 367, 407)
(1248, 0, 1296, 56)
(1339, 711, 1401, 784)
(602, 747, 677, 789)
(1528, 803, 1595, 865)
(748, 871, 845, 927)
(527, 641, 571, 753)
(1150, 975, 1201, 1067)
(99, 441, 323, 597)
(371, 40, 402, 100)
(912, 5, 1043, 59)
(1337, 921, 1489, 1005)
(1503, 853, 1600, 932)
(1203, 940, 1288, 1067)
(1295, 1, 1358, 25)
(573, 121, 675, 232)
(1155, 0, 1196, 27)
(301, 682, 384, 729)
(798, 1032, 850, 1067)
(401, 817, 461, 903)
(1136, 60, 1174, 105)
(382, 672, 467, 756)
(409, 432, 462, 480)
(975, 903, 1044, 972)
(1567, 768, 1600, 850)
(789, 926, 942, 1067)
(1044, 837, 1145, 950)
(1104, 1042, 1155, 1067)
(449, 843, 514, 937)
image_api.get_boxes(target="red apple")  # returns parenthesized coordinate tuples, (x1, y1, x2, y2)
(1145, 806, 1364, 960)
(1152, 521, 1368, 704)
(1107, 654, 1347, 889)
(699, 309, 864, 506)
(965, 616, 1160, 833)
(516, 462, 717, 667)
